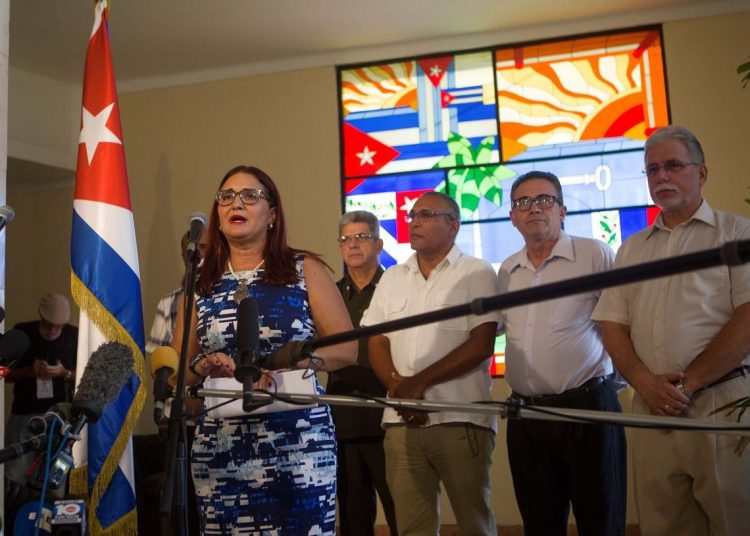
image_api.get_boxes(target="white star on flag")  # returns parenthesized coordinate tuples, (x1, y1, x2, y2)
(430, 65, 442, 77)
(400, 195, 419, 213)
(79, 102, 122, 165)
(356, 146, 377, 166)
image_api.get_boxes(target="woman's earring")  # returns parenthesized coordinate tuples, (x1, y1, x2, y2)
(268, 223, 274, 230)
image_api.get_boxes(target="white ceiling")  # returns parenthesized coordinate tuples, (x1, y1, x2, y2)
(9, 0, 749, 92)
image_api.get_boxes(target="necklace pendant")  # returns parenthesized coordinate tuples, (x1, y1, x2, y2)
(234, 282, 249, 304)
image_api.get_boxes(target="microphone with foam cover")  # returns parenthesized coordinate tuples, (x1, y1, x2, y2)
(27, 341, 134, 489)
(0, 329, 30, 366)
(73, 341, 135, 423)
(151, 346, 179, 423)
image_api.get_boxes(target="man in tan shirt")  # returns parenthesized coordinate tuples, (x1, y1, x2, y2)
(593, 125, 750, 535)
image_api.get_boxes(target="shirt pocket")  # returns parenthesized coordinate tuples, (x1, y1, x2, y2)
(386, 297, 408, 319)
(431, 289, 469, 331)
(679, 265, 728, 294)
(548, 292, 598, 329)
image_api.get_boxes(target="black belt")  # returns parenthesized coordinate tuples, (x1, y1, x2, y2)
(512, 375, 607, 407)
(701, 365, 750, 392)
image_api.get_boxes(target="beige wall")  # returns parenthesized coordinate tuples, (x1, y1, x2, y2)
(663, 14, 750, 219)
(4, 9, 750, 527)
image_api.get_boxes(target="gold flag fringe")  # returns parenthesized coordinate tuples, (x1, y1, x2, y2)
(71, 272, 146, 535)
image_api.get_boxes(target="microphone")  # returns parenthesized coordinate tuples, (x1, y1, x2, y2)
(0, 328, 31, 366)
(0, 204, 15, 233)
(259, 339, 312, 371)
(27, 403, 73, 435)
(30, 341, 134, 490)
(151, 346, 179, 424)
(234, 297, 263, 412)
(185, 212, 207, 259)
(0, 434, 47, 464)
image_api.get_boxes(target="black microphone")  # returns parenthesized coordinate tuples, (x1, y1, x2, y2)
(27, 403, 73, 436)
(150, 346, 178, 424)
(234, 297, 263, 412)
(259, 339, 312, 371)
(0, 204, 15, 233)
(30, 341, 135, 490)
(185, 212, 207, 260)
(0, 328, 31, 366)
(0, 434, 48, 464)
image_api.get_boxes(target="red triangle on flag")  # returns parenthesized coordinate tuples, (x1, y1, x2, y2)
(343, 123, 400, 177)
(441, 91, 455, 108)
(395, 188, 433, 243)
(418, 56, 453, 88)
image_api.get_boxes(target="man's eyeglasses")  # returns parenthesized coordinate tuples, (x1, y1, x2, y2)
(511, 194, 561, 212)
(642, 160, 700, 178)
(404, 210, 456, 223)
(215, 188, 269, 206)
(337, 233, 376, 245)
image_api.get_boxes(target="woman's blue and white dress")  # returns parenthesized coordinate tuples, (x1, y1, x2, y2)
(192, 261, 336, 535)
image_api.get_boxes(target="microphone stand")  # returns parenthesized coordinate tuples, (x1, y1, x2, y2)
(194, 388, 750, 436)
(160, 250, 201, 535)
(306, 240, 750, 350)
(208, 240, 750, 433)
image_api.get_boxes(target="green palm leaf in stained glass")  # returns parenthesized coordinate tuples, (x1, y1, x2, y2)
(433, 132, 514, 219)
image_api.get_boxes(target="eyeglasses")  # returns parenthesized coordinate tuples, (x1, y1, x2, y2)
(642, 160, 700, 178)
(511, 194, 560, 212)
(215, 188, 269, 206)
(404, 210, 456, 223)
(337, 233, 376, 245)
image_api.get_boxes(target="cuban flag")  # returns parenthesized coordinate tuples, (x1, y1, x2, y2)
(70, 1, 146, 534)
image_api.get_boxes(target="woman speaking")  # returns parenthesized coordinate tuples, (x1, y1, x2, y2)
(172, 165, 356, 534)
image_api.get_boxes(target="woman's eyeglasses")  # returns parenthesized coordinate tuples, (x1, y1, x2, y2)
(215, 188, 269, 206)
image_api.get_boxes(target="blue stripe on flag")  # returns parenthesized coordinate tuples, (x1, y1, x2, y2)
(87, 372, 140, 525)
(71, 211, 145, 351)
(96, 465, 137, 527)
(453, 102, 497, 122)
(347, 171, 445, 195)
(346, 106, 419, 132)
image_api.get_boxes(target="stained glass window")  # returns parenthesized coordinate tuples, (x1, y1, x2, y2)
(338, 27, 669, 376)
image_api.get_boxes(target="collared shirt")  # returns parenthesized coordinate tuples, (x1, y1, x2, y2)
(499, 232, 614, 396)
(592, 201, 750, 373)
(361, 245, 501, 431)
(327, 267, 387, 440)
(146, 288, 182, 353)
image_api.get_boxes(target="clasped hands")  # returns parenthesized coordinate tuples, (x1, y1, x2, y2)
(389, 371, 431, 426)
(639, 371, 693, 417)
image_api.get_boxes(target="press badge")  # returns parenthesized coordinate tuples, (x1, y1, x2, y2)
(37, 377, 54, 398)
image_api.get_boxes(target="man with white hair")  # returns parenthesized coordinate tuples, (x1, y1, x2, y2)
(593, 125, 750, 535)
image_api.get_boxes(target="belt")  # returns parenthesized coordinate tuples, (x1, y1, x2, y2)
(512, 375, 607, 407)
(700, 365, 750, 392)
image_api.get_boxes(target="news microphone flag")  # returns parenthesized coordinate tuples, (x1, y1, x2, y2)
(70, 1, 146, 534)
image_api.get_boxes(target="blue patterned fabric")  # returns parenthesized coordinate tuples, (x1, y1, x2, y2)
(192, 260, 337, 535)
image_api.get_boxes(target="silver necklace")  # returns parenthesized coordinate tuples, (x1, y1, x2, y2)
(227, 258, 265, 303)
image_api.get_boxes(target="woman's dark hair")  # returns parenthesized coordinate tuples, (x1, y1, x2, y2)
(197, 165, 323, 296)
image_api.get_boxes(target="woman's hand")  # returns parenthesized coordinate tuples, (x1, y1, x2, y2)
(194, 352, 236, 378)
